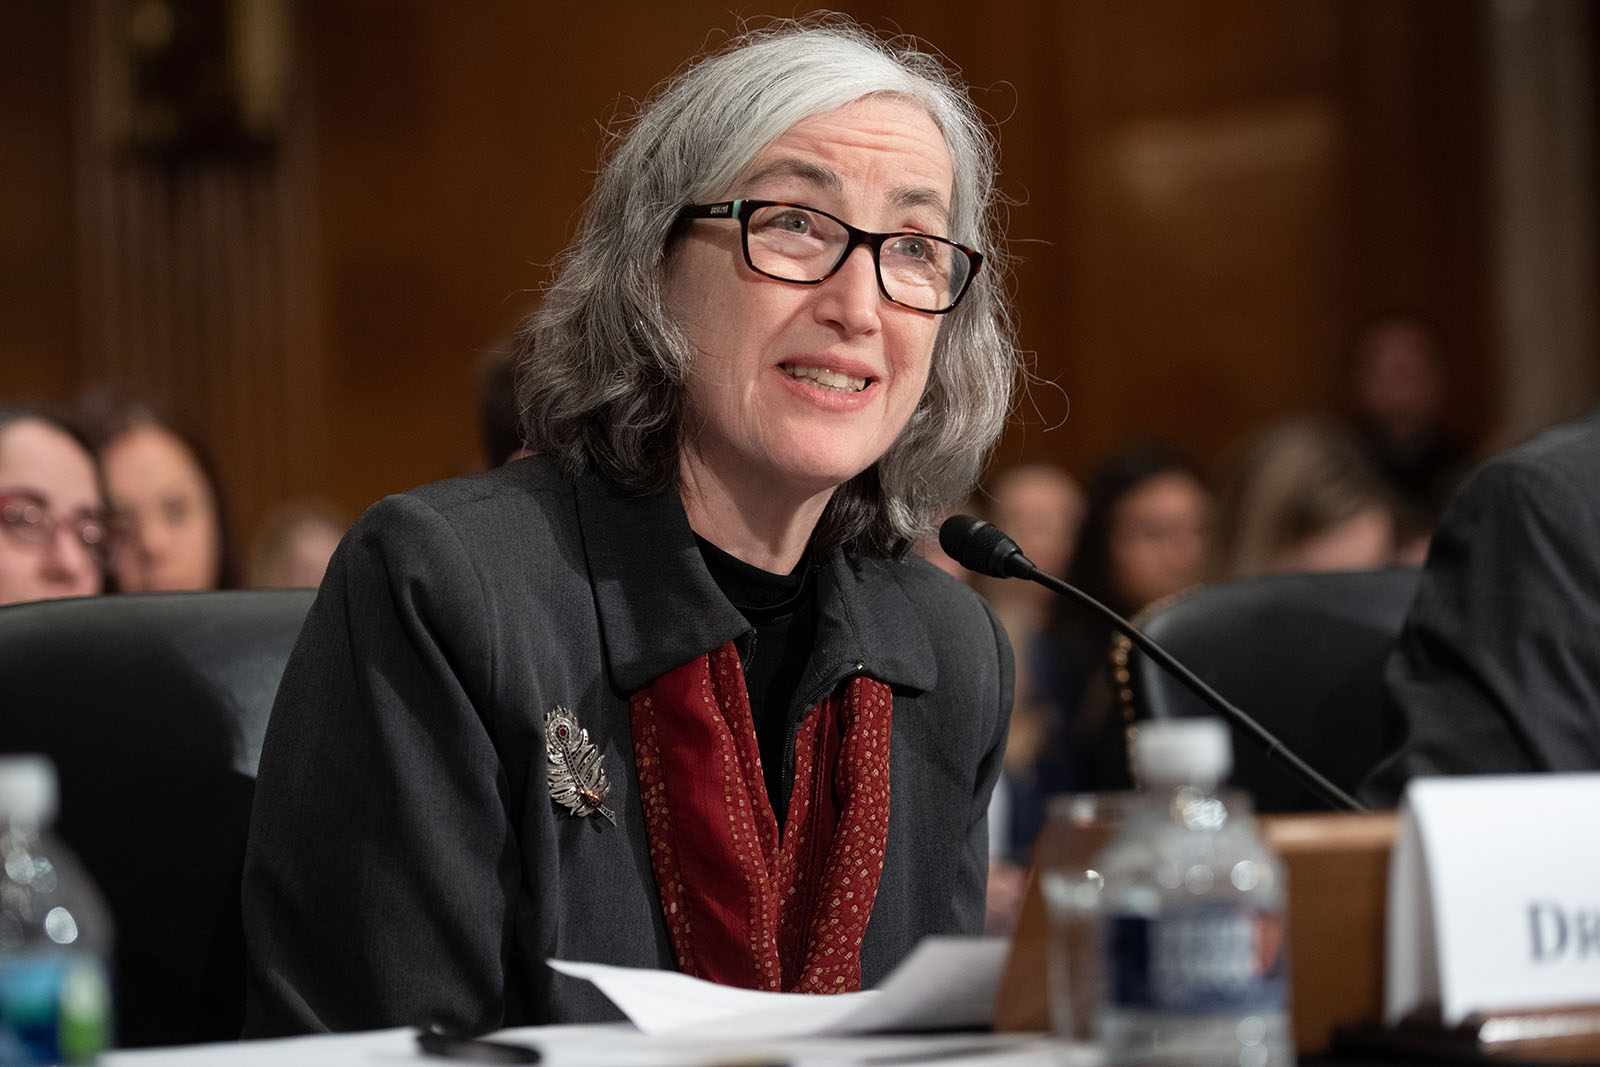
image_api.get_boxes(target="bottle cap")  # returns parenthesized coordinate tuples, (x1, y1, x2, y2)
(0, 755, 59, 823)
(1133, 717, 1232, 787)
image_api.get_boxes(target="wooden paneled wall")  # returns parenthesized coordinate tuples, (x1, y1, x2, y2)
(4, 0, 1565, 543)
(67, 0, 322, 542)
(3, 2, 77, 404)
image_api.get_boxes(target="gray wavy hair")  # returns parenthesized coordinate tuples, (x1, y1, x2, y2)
(515, 17, 1018, 558)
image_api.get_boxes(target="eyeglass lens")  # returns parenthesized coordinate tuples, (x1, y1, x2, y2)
(743, 204, 971, 313)
(0, 492, 116, 568)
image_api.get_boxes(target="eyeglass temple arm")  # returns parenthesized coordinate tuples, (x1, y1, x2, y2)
(676, 201, 741, 221)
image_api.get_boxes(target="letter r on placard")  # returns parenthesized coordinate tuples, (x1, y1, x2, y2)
(1577, 910, 1600, 958)
(1529, 901, 1568, 962)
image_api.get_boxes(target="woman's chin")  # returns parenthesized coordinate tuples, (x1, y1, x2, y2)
(770, 433, 895, 492)
(127, 574, 202, 594)
(767, 457, 875, 501)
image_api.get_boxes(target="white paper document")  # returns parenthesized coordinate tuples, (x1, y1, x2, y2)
(550, 935, 1009, 1039)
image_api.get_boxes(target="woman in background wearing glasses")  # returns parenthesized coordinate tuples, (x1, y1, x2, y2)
(0, 404, 115, 608)
(245, 19, 1019, 1035)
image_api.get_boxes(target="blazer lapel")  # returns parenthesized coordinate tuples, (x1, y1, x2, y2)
(571, 473, 748, 694)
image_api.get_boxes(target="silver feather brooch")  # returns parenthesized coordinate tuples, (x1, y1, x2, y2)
(545, 705, 616, 825)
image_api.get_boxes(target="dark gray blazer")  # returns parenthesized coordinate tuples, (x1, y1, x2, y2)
(242, 457, 1012, 1035)
(1364, 406, 1600, 804)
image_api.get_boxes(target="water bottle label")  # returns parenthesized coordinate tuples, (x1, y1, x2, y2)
(0, 955, 110, 1064)
(1105, 905, 1288, 1014)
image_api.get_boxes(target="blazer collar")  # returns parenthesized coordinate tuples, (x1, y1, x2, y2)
(573, 471, 937, 697)
(805, 553, 938, 699)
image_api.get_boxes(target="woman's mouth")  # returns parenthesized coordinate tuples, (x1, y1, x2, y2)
(780, 363, 870, 393)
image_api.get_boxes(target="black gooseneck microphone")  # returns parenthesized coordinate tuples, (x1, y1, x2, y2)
(940, 514, 1368, 814)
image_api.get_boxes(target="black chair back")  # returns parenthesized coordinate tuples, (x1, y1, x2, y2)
(1125, 568, 1419, 813)
(0, 590, 313, 1046)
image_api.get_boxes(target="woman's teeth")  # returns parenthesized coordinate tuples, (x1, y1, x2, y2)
(781, 364, 869, 393)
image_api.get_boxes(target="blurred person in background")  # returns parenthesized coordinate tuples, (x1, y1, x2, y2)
(77, 389, 236, 592)
(246, 500, 348, 589)
(972, 463, 1085, 870)
(0, 404, 115, 607)
(977, 463, 1085, 645)
(1207, 417, 1396, 580)
(1034, 442, 1210, 790)
(1347, 312, 1474, 563)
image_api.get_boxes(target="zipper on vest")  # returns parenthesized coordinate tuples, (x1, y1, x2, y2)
(780, 660, 867, 808)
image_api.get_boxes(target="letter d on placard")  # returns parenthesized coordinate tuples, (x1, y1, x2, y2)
(1529, 901, 1567, 962)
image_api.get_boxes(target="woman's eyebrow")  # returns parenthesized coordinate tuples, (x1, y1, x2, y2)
(740, 158, 842, 195)
(887, 186, 950, 228)
(739, 159, 950, 228)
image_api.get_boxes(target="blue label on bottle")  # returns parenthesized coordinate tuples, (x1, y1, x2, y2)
(0, 955, 109, 1065)
(1105, 905, 1288, 1015)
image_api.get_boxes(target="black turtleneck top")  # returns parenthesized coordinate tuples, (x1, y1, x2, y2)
(695, 535, 819, 824)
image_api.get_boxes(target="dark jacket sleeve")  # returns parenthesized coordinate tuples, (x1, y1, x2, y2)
(966, 597, 1014, 889)
(857, 563, 1013, 978)
(242, 492, 518, 1036)
(1364, 452, 1600, 804)
(919, 580, 1014, 937)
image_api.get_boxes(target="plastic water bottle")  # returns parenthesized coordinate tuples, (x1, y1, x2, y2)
(0, 756, 113, 1064)
(1094, 719, 1293, 1067)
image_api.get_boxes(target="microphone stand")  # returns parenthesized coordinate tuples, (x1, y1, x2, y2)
(1020, 564, 1368, 814)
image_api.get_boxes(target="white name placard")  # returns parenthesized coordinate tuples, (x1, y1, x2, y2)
(1386, 774, 1600, 1025)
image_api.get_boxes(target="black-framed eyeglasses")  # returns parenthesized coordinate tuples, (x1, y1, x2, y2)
(677, 199, 982, 315)
(0, 489, 121, 570)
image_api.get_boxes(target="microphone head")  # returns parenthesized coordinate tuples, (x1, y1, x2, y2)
(939, 514, 1035, 579)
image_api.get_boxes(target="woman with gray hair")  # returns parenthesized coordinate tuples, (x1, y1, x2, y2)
(244, 18, 1019, 1036)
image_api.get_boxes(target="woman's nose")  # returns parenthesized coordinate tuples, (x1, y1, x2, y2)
(128, 515, 167, 559)
(813, 245, 883, 335)
(39, 523, 96, 584)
